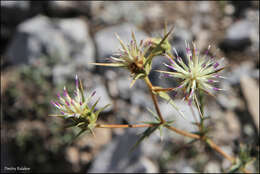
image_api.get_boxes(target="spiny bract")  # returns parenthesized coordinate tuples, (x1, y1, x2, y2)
(158, 42, 226, 104)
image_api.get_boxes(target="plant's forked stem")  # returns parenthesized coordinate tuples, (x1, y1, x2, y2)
(144, 76, 165, 124)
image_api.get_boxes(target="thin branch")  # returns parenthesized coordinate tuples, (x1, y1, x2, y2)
(144, 77, 165, 123)
(96, 123, 155, 128)
(189, 104, 199, 124)
(206, 139, 235, 162)
(194, 94, 204, 119)
(165, 125, 200, 139)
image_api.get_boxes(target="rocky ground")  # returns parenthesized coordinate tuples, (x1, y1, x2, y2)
(1, 1, 259, 173)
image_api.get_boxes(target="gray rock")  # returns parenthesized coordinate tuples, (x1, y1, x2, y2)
(219, 19, 253, 52)
(46, 1, 91, 17)
(90, 84, 112, 112)
(158, 100, 201, 141)
(182, 166, 196, 173)
(240, 75, 259, 131)
(130, 90, 153, 109)
(90, 1, 147, 25)
(52, 64, 76, 85)
(226, 61, 259, 85)
(79, 74, 112, 112)
(244, 9, 259, 61)
(1, 1, 29, 8)
(226, 20, 253, 40)
(117, 76, 133, 100)
(149, 55, 178, 88)
(204, 161, 221, 173)
(196, 1, 212, 14)
(5, 15, 95, 84)
(216, 92, 244, 110)
(166, 159, 195, 173)
(89, 129, 158, 173)
(94, 23, 148, 60)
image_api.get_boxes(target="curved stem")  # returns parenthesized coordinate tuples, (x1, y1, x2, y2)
(144, 76, 165, 123)
(206, 139, 235, 163)
(165, 125, 200, 139)
(142, 75, 251, 173)
(96, 123, 154, 128)
(194, 92, 251, 173)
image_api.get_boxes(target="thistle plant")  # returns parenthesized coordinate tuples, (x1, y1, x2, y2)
(90, 27, 173, 88)
(50, 25, 254, 173)
(157, 42, 226, 107)
(50, 75, 110, 136)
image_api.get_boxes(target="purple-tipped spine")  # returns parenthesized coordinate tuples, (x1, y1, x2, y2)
(213, 87, 220, 91)
(91, 91, 96, 97)
(55, 102, 60, 107)
(171, 91, 178, 98)
(63, 87, 68, 97)
(164, 63, 175, 71)
(51, 101, 56, 107)
(163, 73, 171, 78)
(214, 62, 219, 68)
(65, 101, 70, 106)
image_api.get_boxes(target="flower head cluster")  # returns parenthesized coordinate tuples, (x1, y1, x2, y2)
(91, 28, 174, 88)
(91, 32, 153, 87)
(159, 43, 225, 104)
(112, 32, 151, 76)
(50, 75, 110, 132)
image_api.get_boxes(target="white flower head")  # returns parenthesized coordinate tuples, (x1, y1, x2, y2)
(158, 42, 226, 104)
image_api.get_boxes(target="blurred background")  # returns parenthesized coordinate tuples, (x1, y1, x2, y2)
(1, 1, 259, 173)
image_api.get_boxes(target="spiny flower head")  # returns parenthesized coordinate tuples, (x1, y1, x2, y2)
(158, 42, 226, 104)
(113, 32, 151, 77)
(50, 75, 110, 133)
(90, 27, 174, 88)
(91, 32, 152, 87)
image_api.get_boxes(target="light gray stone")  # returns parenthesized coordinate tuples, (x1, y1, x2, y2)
(204, 161, 221, 173)
(94, 23, 148, 60)
(89, 129, 158, 173)
(90, 1, 147, 25)
(130, 90, 153, 109)
(226, 61, 259, 85)
(226, 20, 253, 40)
(90, 84, 112, 112)
(5, 15, 95, 85)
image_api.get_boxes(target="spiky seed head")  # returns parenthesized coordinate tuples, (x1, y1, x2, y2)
(50, 75, 110, 133)
(159, 43, 226, 104)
